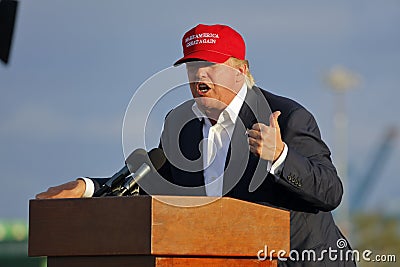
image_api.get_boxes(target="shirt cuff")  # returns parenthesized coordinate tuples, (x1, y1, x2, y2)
(77, 177, 95, 198)
(270, 142, 288, 176)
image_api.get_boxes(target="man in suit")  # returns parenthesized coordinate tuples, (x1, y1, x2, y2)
(37, 24, 356, 266)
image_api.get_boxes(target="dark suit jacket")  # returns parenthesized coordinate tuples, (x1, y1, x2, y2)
(92, 86, 356, 266)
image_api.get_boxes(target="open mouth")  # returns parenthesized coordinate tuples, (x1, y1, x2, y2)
(196, 82, 211, 94)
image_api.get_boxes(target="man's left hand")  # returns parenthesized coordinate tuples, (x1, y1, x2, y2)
(248, 111, 284, 162)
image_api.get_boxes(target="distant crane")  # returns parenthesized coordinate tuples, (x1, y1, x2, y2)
(350, 127, 398, 211)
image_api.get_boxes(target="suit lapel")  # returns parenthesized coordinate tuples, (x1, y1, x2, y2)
(178, 116, 206, 188)
(225, 87, 269, 168)
(162, 100, 206, 192)
(223, 87, 272, 195)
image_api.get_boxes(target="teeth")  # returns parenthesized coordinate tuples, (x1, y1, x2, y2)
(198, 83, 210, 93)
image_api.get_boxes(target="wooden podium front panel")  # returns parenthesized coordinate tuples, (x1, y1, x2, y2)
(151, 196, 290, 257)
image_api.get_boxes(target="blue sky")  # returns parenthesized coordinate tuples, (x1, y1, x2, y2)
(0, 0, 399, 219)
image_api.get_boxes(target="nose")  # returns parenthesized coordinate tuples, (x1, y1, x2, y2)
(188, 67, 207, 83)
(196, 67, 208, 80)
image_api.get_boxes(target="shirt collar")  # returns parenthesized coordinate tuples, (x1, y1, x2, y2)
(191, 83, 248, 125)
(225, 82, 247, 124)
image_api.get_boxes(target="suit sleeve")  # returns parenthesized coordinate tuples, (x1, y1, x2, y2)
(275, 107, 343, 212)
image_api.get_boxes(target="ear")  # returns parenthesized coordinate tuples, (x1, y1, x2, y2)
(235, 63, 248, 83)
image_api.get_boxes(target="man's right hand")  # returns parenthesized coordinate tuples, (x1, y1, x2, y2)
(35, 180, 86, 199)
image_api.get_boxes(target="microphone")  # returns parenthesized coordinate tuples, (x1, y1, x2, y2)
(93, 148, 147, 197)
(113, 148, 166, 196)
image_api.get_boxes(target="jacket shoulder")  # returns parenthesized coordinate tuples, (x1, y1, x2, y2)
(255, 87, 305, 114)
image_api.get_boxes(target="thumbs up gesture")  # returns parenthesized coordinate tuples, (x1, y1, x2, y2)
(247, 111, 284, 162)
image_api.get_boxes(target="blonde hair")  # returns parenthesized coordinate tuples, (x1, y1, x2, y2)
(226, 57, 255, 88)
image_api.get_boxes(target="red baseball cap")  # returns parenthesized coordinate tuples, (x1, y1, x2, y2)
(174, 24, 246, 66)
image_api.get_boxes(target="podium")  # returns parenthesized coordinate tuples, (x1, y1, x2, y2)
(29, 196, 290, 267)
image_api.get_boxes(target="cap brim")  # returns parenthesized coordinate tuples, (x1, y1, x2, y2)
(173, 50, 231, 66)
